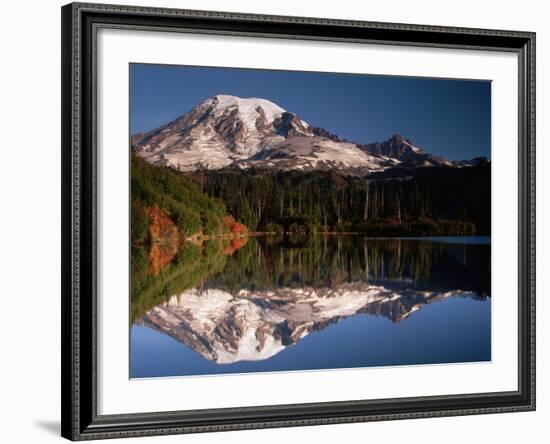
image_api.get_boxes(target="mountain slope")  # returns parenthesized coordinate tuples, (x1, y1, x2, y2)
(134, 94, 313, 171)
(132, 94, 486, 175)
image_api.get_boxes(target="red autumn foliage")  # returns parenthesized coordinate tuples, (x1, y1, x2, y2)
(147, 206, 178, 243)
(222, 215, 248, 236)
(223, 237, 248, 256)
(149, 242, 178, 276)
(146, 206, 179, 275)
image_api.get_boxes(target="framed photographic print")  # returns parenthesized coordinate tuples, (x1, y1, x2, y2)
(61, 2, 536, 440)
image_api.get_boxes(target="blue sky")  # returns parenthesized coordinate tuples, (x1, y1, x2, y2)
(130, 64, 491, 161)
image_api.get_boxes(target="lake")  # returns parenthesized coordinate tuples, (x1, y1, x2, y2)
(130, 235, 491, 378)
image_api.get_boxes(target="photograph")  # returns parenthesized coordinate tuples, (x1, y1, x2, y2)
(0, 0, 543, 442)
(129, 64, 492, 379)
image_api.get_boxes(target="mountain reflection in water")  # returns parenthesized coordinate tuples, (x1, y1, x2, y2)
(131, 236, 490, 377)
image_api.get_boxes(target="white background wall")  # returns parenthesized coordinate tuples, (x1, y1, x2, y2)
(0, 0, 545, 443)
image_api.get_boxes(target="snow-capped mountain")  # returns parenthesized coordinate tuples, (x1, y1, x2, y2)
(137, 283, 483, 364)
(132, 94, 485, 174)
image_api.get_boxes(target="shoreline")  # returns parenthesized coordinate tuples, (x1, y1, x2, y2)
(185, 232, 491, 241)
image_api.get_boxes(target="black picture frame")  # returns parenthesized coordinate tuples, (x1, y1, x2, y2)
(61, 2, 536, 440)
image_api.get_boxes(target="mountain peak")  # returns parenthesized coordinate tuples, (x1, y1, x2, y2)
(387, 134, 418, 150)
(360, 134, 426, 161)
(207, 94, 287, 122)
(134, 94, 315, 170)
(389, 133, 408, 143)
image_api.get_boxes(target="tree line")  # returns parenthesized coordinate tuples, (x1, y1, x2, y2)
(131, 234, 491, 322)
(202, 164, 490, 236)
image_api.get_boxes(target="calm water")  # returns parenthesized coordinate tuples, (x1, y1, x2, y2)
(130, 236, 491, 378)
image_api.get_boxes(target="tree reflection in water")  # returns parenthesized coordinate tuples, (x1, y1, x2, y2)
(131, 236, 490, 364)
